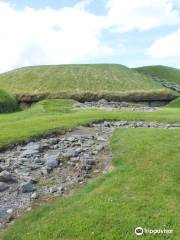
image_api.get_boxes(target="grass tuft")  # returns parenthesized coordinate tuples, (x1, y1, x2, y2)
(0, 89, 19, 113)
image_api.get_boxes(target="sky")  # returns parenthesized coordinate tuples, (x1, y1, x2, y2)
(0, 0, 180, 73)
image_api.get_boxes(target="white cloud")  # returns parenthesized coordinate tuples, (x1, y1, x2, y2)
(0, 1, 110, 72)
(75, 0, 94, 10)
(147, 28, 180, 58)
(106, 0, 180, 31)
(0, 0, 179, 72)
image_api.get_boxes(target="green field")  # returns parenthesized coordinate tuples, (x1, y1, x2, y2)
(0, 89, 18, 113)
(135, 65, 180, 85)
(0, 99, 180, 149)
(0, 63, 180, 239)
(0, 64, 176, 101)
(0, 100, 180, 239)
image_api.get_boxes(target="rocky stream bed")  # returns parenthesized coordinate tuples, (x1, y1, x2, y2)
(1, 120, 180, 230)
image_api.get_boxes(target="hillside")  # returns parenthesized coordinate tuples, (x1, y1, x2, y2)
(135, 65, 180, 85)
(0, 64, 176, 102)
(0, 89, 18, 113)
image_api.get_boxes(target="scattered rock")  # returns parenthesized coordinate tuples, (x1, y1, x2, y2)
(75, 100, 157, 112)
(0, 120, 180, 230)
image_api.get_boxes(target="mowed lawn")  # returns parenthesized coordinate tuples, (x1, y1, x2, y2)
(1, 129, 179, 240)
(0, 99, 180, 149)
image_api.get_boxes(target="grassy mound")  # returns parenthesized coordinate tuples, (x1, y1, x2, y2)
(0, 64, 175, 101)
(0, 89, 18, 113)
(1, 129, 179, 239)
(135, 65, 180, 85)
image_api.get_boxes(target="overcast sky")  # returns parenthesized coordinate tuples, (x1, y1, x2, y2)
(0, 0, 180, 73)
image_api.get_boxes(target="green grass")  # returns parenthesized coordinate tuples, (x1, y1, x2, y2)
(167, 97, 180, 108)
(0, 99, 179, 239)
(0, 89, 19, 113)
(135, 65, 180, 85)
(0, 64, 175, 101)
(1, 99, 180, 149)
(1, 128, 179, 240)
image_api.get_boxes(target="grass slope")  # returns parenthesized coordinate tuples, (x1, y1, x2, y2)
(167, 97, 180, 108)
(0, 89, 18, 113)
(135, 65, 180, 85)
(0, 64, 175, 101)
(1, 128, 179, 239)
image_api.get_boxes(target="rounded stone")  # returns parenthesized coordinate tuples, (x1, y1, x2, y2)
(0, 182, 9, 192)
(46, 159, 59, 169)
(19, 181, 34, 193)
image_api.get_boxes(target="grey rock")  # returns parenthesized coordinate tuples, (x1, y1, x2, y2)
(20, 149, 39, 158)
(70, 157, 79, 162)
(40, 166, 49, 175)
(0, 210, 9, 223)
(0, 182, 9, 192)
(22, 142, 40, 151)
(63, 150, 78, 159)
(97, 136, 106, 141)
(46, 159, 59, 169)
(6, 209, 13, 214)
(34, 157, 44, 164)
(0, 171, 17, 183)
(19, 181, 35, 193)
(49, 186, 58, 193)
(31, 192, 38, 199)
(75, 147, 83, 155)
(98, 99, 108, 104)
(83, 159, 96, 165)
(0, 209, 13, 224)
(96, 145, 105, 152)
(29, 164, 41, 170)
